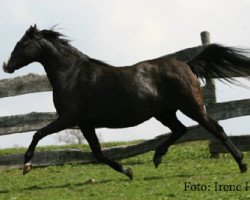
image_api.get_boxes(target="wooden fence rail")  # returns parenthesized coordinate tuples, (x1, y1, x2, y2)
(0, 125, 216, 167)
(0, 99, 249, 136)
(0, 31, 249, 167)
(0, 124, 249, 167)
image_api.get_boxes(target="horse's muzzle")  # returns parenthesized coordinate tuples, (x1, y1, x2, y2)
(2, 62, 14, 73)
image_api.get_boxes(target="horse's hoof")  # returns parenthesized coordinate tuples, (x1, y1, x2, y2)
(23, 162, 32, 175)
(240, 163, 248, 173)
(123, 167, 133, 180)
(153, 156, 162, 168)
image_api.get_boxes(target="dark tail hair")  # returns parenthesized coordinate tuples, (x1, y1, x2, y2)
(187, 44, 250, 85)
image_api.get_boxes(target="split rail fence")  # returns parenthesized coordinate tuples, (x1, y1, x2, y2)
(0, 32, 249, 167)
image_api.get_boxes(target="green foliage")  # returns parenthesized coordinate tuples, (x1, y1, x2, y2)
(0, 141, 249, 200)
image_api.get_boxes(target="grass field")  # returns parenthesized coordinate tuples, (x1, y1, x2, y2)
(0, 141, 249, 200)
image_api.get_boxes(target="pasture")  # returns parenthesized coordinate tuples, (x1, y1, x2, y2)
(0, 141, 249, 200)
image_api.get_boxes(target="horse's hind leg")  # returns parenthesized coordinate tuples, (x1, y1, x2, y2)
(181, 106, 247, 173)
(154, 111, 188, 168)
(79, 126, 133, 179)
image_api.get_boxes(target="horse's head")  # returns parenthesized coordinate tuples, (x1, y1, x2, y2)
(3, 24, 42, 73)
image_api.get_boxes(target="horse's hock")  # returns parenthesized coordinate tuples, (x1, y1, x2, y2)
(0, 32, 250, 167)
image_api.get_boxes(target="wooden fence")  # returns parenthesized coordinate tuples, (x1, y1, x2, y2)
(0, 31, 249, 167)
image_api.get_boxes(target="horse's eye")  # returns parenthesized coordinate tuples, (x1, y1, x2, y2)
(23, 42, 29, 46)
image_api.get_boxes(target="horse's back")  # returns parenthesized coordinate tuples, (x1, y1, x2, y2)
(133, 58, 202, 110)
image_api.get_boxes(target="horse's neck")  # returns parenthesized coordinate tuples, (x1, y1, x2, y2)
(41, 50, 80, 92)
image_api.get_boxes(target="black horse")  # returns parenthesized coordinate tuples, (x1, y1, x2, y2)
(3, 25, 250, 179)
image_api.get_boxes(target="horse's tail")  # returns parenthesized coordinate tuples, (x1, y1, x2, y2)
(187, 44, 250, 85)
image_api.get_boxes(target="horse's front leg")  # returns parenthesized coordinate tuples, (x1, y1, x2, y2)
(23, 117, 74, 175)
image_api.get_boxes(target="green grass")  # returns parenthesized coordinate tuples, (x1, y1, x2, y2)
(0, 141, 249, 200)
(0, 141, 142, 156)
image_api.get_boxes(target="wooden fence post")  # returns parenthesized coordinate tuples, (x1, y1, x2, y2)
(200, 31, 219, 157)
(200, 31, 210, 45)
(200, 31, 217, 105)
(200, 31, 218, 158)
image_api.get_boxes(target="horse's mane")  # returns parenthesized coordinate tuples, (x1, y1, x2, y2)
(39, 27, 111, 67)
(40, 28, 71, 46)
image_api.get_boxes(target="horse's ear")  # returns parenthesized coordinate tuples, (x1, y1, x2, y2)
(27, 24, 38, 37)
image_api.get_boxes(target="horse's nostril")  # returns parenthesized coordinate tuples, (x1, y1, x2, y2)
(2, 62, 8, 72)
(2, 62, 14, 73)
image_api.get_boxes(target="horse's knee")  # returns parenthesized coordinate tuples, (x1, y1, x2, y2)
(33, 130, 43, 142)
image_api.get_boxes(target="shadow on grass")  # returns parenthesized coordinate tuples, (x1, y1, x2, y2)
(121, 160, 146, 165)
(0, 170, 234, 195)
(143, 173, 194, 181)
(11, 177, 132, 193)
(0, 190, 9, 194)
(143, 170, 233, 181)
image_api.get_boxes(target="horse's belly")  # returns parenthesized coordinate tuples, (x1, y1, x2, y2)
(93, 115, 152, 128)
(85, 103, 160, 128)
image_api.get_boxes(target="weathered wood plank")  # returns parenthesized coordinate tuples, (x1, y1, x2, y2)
(209, 136, 250, 154)
(159, 46, 204, 62)
(0, 112, 57, 135)
(0, 120, 248, 167)
(207, 99, 250, 120)
(0, 99, 249, 136)
(0, 73, 51, 98)
(0, 126, 248, 167)
(0, 124, 214, 167)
